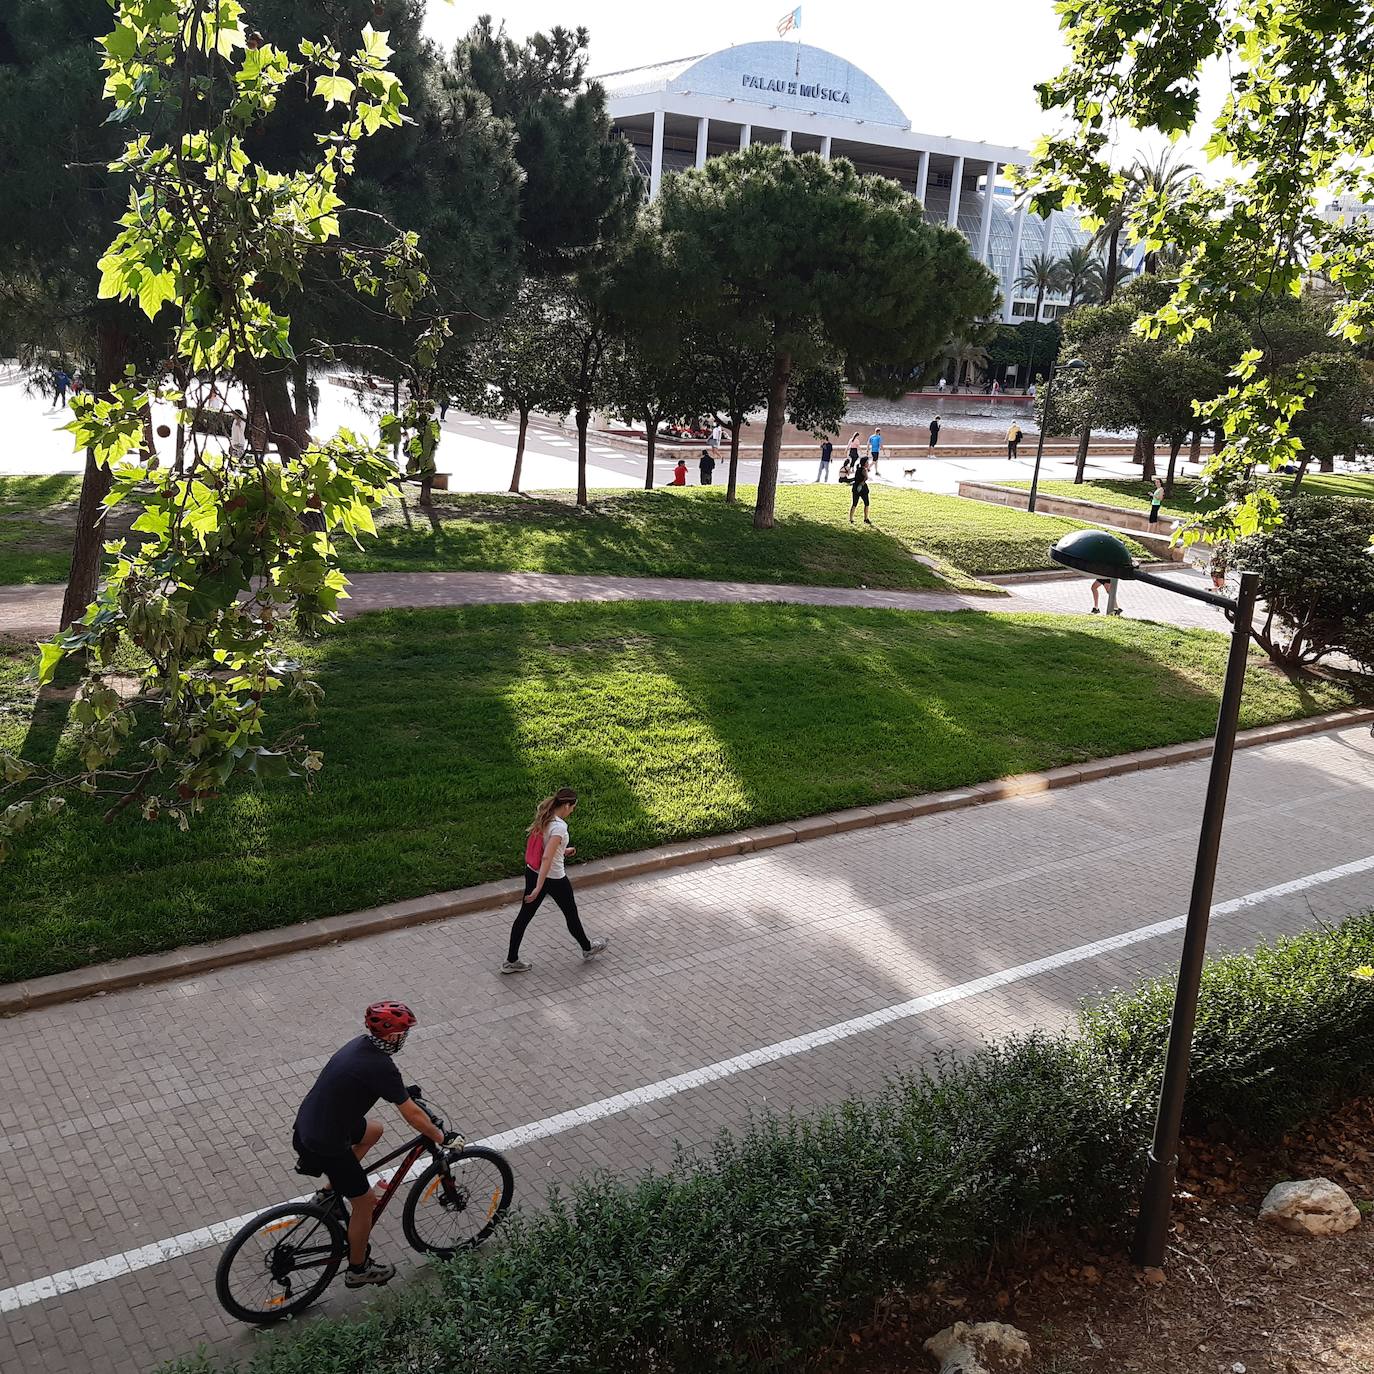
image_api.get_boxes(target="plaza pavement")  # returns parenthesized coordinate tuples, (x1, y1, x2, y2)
(2, 722, 1374, 1373)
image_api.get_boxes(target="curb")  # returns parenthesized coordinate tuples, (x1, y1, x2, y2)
(3, 707, 1371, 1016)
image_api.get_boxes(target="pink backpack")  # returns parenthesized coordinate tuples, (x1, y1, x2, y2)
(524, 828, 544, 869)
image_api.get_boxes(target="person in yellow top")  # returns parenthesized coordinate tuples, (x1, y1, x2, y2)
(1006, 422, 1023, 459)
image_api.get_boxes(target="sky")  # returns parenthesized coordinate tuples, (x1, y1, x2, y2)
(421, 0, 1222, 164)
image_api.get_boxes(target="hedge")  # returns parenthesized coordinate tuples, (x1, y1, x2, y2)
(171, 914, 1374, 1374)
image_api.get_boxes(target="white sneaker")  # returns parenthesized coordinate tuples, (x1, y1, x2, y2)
(582, 938, 609, 961)
(500, 958, 532, 974)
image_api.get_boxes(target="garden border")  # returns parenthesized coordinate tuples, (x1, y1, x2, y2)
(3, 706, 1371, 1016)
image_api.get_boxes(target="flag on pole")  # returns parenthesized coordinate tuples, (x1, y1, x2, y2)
(776, 5, 801, 37)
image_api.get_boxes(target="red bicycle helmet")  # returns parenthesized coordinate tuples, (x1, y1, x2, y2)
(365, 1000, 417, 1039)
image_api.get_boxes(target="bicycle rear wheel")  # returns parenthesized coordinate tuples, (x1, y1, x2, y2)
(215, 1201, 347, 1324)
(402, 1147, 513, 1259)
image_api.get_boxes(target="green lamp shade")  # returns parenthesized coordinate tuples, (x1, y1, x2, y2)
(1050, 528, 1137, 580)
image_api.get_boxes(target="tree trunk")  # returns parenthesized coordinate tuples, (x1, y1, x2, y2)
(1103, 226, 1121, 304)
(1164, 434, 1183, 493)
(1189, 428, 1202, 466)
(726, 419, 742, 503)
(1291, 453, 1311, 490)
(508, 407, 529, 493)
(243, 360, 307, 460)
(1318, 453, 1335, 473)
(575, 406, 589, 507)
(1139, 431, 1158, 480)
(292, 358, 310, 424)
(1073, 424, 1092, 483)
(140, 399, 158, 464)
(753, 349, 792, 530)
(1212, 426, 1223, 455)
(1132, 430, 1145, 466)
(643, 414, 656, 490)
(60, 316, 130, 629)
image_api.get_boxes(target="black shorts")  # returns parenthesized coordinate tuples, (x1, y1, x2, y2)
(851, 483, 870, 506)
(293, 1121, 370, 1199)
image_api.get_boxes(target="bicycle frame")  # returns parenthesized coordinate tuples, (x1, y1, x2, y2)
(356, 1133, 437, 1221)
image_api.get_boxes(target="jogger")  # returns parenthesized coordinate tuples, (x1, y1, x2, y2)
(503, 787, 609, 973)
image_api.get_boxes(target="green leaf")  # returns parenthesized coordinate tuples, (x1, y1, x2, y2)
(314, 75, 355, 107)
(36, 641, 66, 686)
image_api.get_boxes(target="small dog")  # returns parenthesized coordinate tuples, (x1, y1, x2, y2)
(902, 466, 917, 479)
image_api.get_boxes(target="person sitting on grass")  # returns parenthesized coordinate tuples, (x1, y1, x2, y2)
(671, 457, 688, 486)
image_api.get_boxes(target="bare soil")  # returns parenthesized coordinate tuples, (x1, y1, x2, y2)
(816, 1098, 1374, 1374)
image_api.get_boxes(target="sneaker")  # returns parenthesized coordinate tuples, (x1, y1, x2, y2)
(1089, 607, 1100, 614)
(582, 938, 610, 961)
(344, 1256, 396, 1288)
(500, 958, 532, 974)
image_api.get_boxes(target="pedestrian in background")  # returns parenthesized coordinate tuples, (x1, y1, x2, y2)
(928, 416, 941, 451)
(698, 448, 716, 485)
(1148, 476, 1165, 525)
(816, 437, 833, 482)
(502, 788, 608, 974)
(1006, 422, 1023, 459)
(52, 368, 70, 407)
(849, 455, 873, 525)
(868, 427, 883, 474)
(307, 378, 321, 423)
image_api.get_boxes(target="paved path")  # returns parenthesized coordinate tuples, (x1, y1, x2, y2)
(3, 723, 1373, 1373)
(0, 566, 1230, 640)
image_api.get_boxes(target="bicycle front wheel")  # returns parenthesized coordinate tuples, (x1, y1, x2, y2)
(215, 1201, 347, 1324)
(402, 1147, 513, 1259)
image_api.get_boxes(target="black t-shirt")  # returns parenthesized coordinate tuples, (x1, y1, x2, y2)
(294, 1035, 407, 1153)
(699, 453, 715, 472)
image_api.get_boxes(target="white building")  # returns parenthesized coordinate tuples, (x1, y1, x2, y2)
(602, 40, 1110, 324)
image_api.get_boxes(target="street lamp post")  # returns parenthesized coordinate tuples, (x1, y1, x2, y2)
(1049, 529, 1260, 1270)
(1027, 358, 1085, 513)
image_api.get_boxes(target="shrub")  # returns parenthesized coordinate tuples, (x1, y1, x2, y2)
(1233, 494, 1374, 670)
(1078, 913, 1374, 1139)
(170, 915, 1374, 1374)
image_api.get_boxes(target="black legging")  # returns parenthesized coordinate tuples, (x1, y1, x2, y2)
(507, 867, 590, 961)
(850, 482, 870, 510)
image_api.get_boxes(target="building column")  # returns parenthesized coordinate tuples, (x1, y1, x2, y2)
(780, 128, 792, 150)
(740, 123, 751, 150)
(915, 149, 930, 206)
(819, 134, 832, 159)
(946, 155, 965, 230)
(649, 108, 665, 200)
(977, 160, 998, 265)
(1003, 201, 1027, 323)
(695, 115, 709, 169)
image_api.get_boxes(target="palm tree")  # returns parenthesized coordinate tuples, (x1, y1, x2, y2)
(1059, 244, 1106, 308)
(1129, 149, 1195, 275)
(945, 333, 990, 388)
(1016, 252, 1066, 322)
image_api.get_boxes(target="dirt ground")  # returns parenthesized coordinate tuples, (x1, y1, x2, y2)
(815, 1098, 1374, 1374)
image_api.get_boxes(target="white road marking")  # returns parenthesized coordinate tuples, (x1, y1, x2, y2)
(3, 851, 1372, 1315)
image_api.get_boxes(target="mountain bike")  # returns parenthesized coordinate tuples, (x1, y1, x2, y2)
(215, 1086, 513, 1324)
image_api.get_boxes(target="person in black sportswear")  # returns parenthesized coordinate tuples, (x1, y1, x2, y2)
(292, 1001, 445, 1287)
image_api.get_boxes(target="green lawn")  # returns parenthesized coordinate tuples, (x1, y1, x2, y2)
(1004, 472, 1374, 521)
(0, 601, 1355, 983)
(345, 484, 1143, 583)
(0, 478, 1145, 589)
(0, 475, 83, 584)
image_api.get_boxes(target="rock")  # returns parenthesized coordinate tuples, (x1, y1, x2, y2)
(1258, 1178, 1361, 1236)
(923, 1320, 1031, 1374)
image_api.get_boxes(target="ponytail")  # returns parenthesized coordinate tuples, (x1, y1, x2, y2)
(527, 787, 577, 836)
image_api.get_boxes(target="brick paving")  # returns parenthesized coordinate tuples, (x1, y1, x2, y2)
(2, 725, 1373, 1372)
(0, 564, 1228, 640)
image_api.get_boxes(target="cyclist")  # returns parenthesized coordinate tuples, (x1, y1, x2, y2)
(292, 1001, 446, 1287)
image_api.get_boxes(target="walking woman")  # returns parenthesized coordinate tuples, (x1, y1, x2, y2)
(847, 431, 862, 468)
(849, 454, 873, 525)
(502, 788, 609, 973)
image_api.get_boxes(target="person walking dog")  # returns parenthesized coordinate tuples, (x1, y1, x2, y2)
(502, 788, 608, 973)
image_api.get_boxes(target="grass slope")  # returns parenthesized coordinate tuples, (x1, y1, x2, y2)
(0, 478, 1144, 588)
(0, 601, 1352, 983)
(0, 475, 82, 584)
(1005, 472, 1374, 522)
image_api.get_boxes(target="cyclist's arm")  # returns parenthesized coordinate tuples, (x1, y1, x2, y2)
(397, 1097, 445, 1145)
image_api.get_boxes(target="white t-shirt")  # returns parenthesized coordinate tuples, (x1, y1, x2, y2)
(544, 817, 570, 879)
(709, 425, 722, 447)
